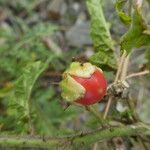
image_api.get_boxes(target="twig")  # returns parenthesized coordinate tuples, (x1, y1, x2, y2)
(126, 70, 150, 79)
(103, 96, 113, 119)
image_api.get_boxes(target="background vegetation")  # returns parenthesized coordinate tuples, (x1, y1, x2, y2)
(0, 0, 150, 149)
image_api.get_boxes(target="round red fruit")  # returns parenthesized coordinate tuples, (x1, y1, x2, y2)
(60, 62, 107, 106)
(72, 69, 107, 105)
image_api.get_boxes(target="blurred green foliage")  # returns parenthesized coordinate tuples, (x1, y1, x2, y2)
(0, 0, 82, 136)
(0, 0, 150, 149)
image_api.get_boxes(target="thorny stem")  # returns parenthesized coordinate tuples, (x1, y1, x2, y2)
(0, 123, 149, 149)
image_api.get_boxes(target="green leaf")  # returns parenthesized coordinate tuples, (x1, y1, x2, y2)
(86, 0, 113, 51)
(86, 0, 116, 69)
(121, 8, 150, 54)
(90, 50, 117, 70)
(9, 60, 49, 119)
(115, 0, 131, 25)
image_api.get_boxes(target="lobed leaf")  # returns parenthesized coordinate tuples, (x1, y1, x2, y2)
(90, 50, 117, 70)
(9, 60, 50, 121)
(86, 0, 116, 69)
(121, 8, 150, 54)
(86, 0, 113, 51)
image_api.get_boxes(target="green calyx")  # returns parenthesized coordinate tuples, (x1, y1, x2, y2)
(60, 62, 101, 102)
(64, 62, 96, 78)
(60, 74, 85, 102)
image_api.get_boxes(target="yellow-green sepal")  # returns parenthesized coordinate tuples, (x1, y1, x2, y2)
(64, 62, 96, 78)
(60, 74, 85, 102)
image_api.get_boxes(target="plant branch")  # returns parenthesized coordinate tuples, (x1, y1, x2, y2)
(0, 123, 149, 149)
(103, 96, 113, 119)
(126, 70, 150, 79)
(85, 106, 105, 125)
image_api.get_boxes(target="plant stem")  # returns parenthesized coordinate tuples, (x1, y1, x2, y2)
(103, 96, 113, 119)
(85, 106, 105, 124)
(120, 54, 130, 81)
(114, 51, 127, 83)
(0, 123, 149, 149)
(103, 51, 127, 119)
(126, 70, 150, 79)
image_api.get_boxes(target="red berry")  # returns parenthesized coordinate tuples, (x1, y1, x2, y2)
(60, 62, 107, 106)
(72, 69, 107, 105)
